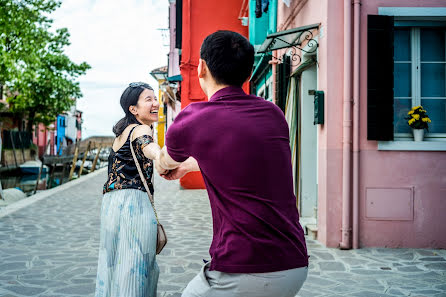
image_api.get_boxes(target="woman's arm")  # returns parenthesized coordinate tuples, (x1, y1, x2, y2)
(160, 156, 200, 180)
(142, 143, 161, 160)
(131, 124, 162, 160)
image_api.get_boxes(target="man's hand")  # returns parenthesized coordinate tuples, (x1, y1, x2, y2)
(161, 163, 190, 180)
(160, 156, 200, 180)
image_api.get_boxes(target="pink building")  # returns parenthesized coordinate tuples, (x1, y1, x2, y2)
(261, 0, 446, 248)
(33, 123, 56, 157)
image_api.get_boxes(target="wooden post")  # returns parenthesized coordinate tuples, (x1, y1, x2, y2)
(60, 163, 67, 185)
(48, 164, 55, 189)
(17, 132, 26, 163)
(9, 131, 18, 167)
(78, 141, 91, 177)
(91, 145, 102, 172)
(34, 158, 44, 194)
(68, 143, 80, 180)
(0, 181, 4, 200)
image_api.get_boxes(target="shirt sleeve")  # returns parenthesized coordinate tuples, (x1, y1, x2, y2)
(134, 134, 154, 151)
(165, 105, 195, 163)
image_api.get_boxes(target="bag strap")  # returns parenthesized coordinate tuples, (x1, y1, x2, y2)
(129, 127, 160, 224)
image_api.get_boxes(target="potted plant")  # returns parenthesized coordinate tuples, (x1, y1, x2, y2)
(406, 106, 431, 141)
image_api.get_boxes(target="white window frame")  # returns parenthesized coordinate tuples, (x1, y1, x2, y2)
(394, 27, 446, 140)
(378, 7, 446, 151)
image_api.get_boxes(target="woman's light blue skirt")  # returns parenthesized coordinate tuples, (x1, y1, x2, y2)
(95, 189, 159, 297)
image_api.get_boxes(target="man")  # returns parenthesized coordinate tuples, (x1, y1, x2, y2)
(156, 30, 308, 297)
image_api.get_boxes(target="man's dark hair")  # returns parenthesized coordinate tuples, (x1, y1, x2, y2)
(200, 30, 254, 87)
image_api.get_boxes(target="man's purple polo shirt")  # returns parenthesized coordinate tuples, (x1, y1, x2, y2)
(165, 86, 308, 273)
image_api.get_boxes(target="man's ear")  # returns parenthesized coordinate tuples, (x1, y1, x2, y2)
(197, 58, 206, 78)
(129, 105, 138, 116)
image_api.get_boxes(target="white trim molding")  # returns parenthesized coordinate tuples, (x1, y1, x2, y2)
(378, 7, 446, 17)
(378, 141, 446, 151)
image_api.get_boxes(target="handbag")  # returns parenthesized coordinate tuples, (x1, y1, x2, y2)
(129, 129, 167, 254)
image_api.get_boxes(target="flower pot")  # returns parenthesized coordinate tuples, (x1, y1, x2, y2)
(412, 129, 424, 141)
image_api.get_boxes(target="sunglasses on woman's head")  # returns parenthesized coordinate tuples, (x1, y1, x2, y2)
(129, 82, 151, 88)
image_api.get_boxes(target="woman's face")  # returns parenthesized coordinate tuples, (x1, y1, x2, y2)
(133, 88, 159, 125)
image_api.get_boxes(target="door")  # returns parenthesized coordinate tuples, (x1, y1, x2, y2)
(299, 65, 318, 219)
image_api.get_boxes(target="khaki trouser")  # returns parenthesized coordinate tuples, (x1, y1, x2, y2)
(182, 262, 308, 297)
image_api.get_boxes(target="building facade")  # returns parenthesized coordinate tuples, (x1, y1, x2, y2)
(253, 0, 446, 248)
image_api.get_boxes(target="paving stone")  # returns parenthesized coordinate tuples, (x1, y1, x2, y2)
(4, 285, 47, 296)
(305, 276, 338, 287)
(165, 293, 182, 297)
(0, 262, 27, 271)
(387, 288, 405, 295)
(311, 252, 335, 261)
(348, 291, 393, 297)
(425, 262, 446, 270)
(318, 261, 346, 271)
(53, 284, 95, 295)
(170, 266, 186, 274)
(435, 283, 446, 291)
(419, 257, 446, 262)
(157, 284, 183, 291)
(295, 288, 325, 297)
(411, 289, 444, 295)
(396, 265, 424, 272)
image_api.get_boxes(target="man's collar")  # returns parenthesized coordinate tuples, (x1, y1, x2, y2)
(209, 86, 246, 102)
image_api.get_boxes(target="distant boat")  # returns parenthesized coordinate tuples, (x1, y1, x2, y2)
(19, 160, 49, 175)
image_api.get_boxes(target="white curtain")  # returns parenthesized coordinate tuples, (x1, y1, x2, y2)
(284, 76, 298, 195)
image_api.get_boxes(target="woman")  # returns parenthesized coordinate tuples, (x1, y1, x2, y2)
(95, 82, 164, 297)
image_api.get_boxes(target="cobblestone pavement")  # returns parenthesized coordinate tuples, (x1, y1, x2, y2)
(0, 168, 445, 297)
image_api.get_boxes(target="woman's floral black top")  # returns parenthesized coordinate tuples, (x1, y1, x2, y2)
(103, 129, 154, 195)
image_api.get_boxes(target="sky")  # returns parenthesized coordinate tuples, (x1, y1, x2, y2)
(51, 0, 169, 138)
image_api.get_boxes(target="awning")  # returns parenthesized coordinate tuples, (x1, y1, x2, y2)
(257, 23, 320, 53)
(167, 74, 183, 82)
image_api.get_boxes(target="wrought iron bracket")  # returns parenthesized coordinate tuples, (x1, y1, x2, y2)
(257, 24, 320, 66)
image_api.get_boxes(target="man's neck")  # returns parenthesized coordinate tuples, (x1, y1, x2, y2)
(205, 83, 230, 100)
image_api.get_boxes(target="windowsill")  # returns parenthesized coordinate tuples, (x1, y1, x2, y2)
(378, 140, 446, 151)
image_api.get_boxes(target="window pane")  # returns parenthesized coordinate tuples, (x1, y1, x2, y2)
(421, 63, 445, 97)
(394, 63, 411, 97)
(394, 99, 412, 133)
(421, 29, 445, 62)
(394, 29, 411, 61)
(421, 99, 446, 133)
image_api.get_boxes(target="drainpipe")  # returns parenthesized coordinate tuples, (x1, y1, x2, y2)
(352, 0, 361, 249)
(340, 0, 352, 250)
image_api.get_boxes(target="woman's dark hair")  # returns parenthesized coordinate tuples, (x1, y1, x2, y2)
(112, 82, 154, 136)
(200, 30, 254, 87)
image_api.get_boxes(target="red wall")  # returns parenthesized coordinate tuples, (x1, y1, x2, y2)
(179, 0, 249, 189)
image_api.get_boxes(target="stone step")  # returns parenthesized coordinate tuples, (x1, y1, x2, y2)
(306, 224, 318, 240)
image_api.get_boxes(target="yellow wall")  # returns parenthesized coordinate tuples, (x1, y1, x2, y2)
(156, 80, 166, 147)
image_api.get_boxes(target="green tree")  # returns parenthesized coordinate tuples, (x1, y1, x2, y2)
(0, 0, 90, 132)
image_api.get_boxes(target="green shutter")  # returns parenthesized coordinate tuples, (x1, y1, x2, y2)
(275, 55, 290, 113)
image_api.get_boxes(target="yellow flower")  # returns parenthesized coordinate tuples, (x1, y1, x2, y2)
(408, 110, 414, 115)
(413, 114, 420, 120)
(408, 118, 415, 125)
(422, 118, 428, 122)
